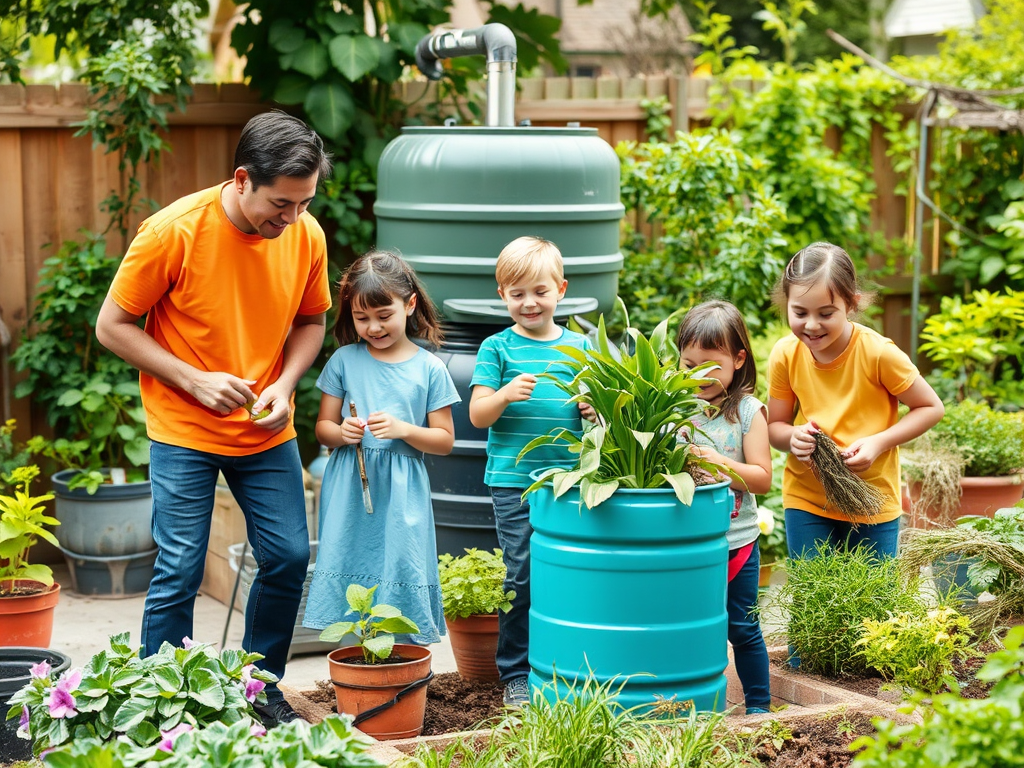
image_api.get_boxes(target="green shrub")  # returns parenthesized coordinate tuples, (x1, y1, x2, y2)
(852, 625, 1024, 768)
(932, 399, 1024, 477)
(39, 715, 382, 768)
(854, 606, 974, 694)
(770, 544, 924, 677)
(437, 548, 514, 620)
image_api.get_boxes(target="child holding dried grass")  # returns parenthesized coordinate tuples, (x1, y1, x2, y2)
(767, 243, 945, 559)
(677, 300, 772, 714)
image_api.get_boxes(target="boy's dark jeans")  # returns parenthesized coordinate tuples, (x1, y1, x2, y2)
(490, 487, 532, 683)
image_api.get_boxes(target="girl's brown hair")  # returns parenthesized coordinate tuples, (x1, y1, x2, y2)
(332, 249, 444, 348)
(675, 300, 755, 424)
(772, 241, 873, 313)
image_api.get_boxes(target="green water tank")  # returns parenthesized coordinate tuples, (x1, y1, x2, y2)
(374, 125, 624, 324)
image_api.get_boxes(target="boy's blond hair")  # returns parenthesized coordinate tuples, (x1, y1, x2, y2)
(495, 236, 564, 289)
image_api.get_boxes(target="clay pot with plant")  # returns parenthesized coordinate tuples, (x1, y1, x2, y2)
(0, 465, 61, 647)
(437, 547, 515, 681)
(319, 584, 431, 740)
(904, 400, 1024, 527)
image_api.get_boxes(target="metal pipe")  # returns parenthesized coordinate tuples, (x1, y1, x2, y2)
(415, 24, 517, 126)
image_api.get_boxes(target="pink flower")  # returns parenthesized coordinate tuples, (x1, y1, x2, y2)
(249, 721, 267, 738)
(181, 636, 196, 649)
(16, 706, 31, 740)
(158, 723, 194, 753)
(240, 664, 265, 703)
(46, 668, 82, 719)
(30, 660, 51, 679)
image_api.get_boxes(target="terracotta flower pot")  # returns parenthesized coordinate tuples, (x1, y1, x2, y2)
(907, 474, 1024, 528)
(758, 562, 775, 589)
(446, 613, 499, 681)
(0, 581, 61, 648)
(327, 644, 431, 740)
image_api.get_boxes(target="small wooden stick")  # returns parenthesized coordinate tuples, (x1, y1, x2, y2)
(349, 402, 373, 514)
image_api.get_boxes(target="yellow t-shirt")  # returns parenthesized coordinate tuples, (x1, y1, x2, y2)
(768, 323, 919, 523)
(110, 183, 332, 455)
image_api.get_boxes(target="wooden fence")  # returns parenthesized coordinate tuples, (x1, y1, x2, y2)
(0, 75, 945, 440)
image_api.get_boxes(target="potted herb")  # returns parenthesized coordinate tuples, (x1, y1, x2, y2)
(437, 548, 515, 681)
(518, 312, 737, 712)
(6, 632, 276, 757)
(0, 465, 61, 647)
(906, 400, 1024, 524)
(319, 584, 431, 740)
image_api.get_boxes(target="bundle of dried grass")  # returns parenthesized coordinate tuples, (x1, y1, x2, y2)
(902, 434, 967, 526)
(810, 432, 887, 521)
(899, 526, 1024, 631)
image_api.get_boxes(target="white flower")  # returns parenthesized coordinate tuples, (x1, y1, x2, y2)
(757, 506, 775, 536)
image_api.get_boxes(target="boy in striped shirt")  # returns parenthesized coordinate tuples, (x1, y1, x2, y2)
(469, 236, 593, 707)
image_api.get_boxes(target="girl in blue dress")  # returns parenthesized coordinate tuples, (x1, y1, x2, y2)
(303, 250, 460, 644)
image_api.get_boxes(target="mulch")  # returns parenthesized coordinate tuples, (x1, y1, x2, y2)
(306, 672, 505, 736)
(752, 711, 876, 768)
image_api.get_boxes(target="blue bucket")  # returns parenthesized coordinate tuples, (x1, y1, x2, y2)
(528, 479, 732, 713)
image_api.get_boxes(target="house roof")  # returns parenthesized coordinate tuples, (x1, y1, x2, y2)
(884, 0, 985, 38)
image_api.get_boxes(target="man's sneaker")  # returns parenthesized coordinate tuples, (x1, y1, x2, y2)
(503, 677, 530, 708)
(253, 697, 302, 728)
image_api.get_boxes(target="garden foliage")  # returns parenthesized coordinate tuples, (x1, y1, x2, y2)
(852, 625, 1024, 768)
(437, 548, 515, 620)
(318, 583, 420, 663)
(39, 716, 382, 768)
(7, 633, 275, 756)
(931, 400, 1024, 477)
(0, 465, 59, 594)
(770, 543, 923, 677)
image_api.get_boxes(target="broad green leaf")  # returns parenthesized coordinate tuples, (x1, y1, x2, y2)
(370, 604, 401, 619)
(319, 621, 356, 643)
(290, 41, 329, 79)
(324, 12, 362, 35)
(346, 583, 374, 614)
(303, 82, 354, 141)
(187, 668, 225, 709)
(151, 664, 183, 695)
(376, 616, 419, 635)
(552, 469, 583, 498)
(329, 34, 380, 81)
(112, 698, 154, 730)
(661, 472, 696, 506)
(578, 443, 601, 476)
(363, 634, 394, 660)
(580, 477, 618, 509)
(269, 19, 305, 53)
(390, 22, 430, 54)
(56, 389, 85, 407)
(273, 74, 311, 105)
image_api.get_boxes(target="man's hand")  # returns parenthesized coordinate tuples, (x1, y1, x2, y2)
(188, 372, 255, 415)
(248, 381, 293, 432)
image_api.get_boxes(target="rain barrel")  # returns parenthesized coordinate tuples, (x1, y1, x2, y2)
(527, 480, 733, 712)
(375, 125, 623, 557)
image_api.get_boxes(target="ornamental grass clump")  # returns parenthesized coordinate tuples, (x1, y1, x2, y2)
(519, 309, 737, 510)
(767, 543, 924, 677)
(809, 432, 886, 521)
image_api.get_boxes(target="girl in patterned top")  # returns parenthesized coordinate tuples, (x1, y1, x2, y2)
(678, 300, 773, 714)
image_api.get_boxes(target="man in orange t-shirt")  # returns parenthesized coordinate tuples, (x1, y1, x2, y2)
(96, 111, 333, 728)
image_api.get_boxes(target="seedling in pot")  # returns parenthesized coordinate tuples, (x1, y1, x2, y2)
(319, 583, 420, 663)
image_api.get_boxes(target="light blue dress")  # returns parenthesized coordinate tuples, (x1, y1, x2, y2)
(302, 343, 461, 644)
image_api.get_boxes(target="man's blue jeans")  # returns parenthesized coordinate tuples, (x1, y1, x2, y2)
(490, 487, 531, 683)
(145, 439, 309, 696)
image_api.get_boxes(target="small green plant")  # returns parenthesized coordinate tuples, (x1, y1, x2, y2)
(854, 606, 975, 694)
(519, 310, 738, 510)
(852, 625, 1024, 768)
(0, 419, 31, 494)
(7, 633, 275, 756)
(437, 548, 515, 620)
(932, 399, 1024, 478)
(767, 543, 924, 677)
(919, 288, 1024, 406)
(37, 715, 382, 767)
(0, 465, 60, 596)
(318, 584, 420, 663)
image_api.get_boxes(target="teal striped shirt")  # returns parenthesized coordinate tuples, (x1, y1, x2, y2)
(471, 326, 592, 488)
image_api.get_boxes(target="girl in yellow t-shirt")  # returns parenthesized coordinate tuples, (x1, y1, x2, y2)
(766, 242, 944, 559)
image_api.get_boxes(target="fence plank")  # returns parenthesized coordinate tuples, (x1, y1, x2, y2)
(0, 130, 28, 427)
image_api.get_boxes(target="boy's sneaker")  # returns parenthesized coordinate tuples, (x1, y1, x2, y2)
(503, 677, 530, 708)
(253, 697, 302, 728)
(745, 707, 770, 715)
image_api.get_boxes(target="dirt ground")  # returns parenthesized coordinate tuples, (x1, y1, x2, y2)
(752, 711, 876, 768)
(308, 672, 504, 736)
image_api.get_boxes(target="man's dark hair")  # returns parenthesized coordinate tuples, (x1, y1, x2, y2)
(234, 110, 333, 190)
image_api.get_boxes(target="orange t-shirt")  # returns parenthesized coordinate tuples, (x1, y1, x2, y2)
(768, 323, 919, 524)
(110, 183, 332, 455)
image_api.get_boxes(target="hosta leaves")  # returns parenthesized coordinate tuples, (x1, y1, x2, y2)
(329, 34, 380, 81)
(661, 472, 696, 506)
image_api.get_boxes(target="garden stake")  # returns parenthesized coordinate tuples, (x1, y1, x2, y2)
(810, 431, 886, 522)
(350, 402, 374, 514)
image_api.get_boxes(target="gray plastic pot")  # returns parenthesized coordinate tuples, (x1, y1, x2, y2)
(51, 469, 153, 556)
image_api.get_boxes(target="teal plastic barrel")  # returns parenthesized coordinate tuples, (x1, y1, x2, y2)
(528, 481, 732, 712)
(375, 125, 623, 324)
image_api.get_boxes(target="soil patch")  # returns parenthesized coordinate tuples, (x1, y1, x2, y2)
(752, 711, 875, 768)
(307, 673, 505, 736)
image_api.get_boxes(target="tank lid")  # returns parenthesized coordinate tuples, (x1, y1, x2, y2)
(399, 125, 599, 136)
